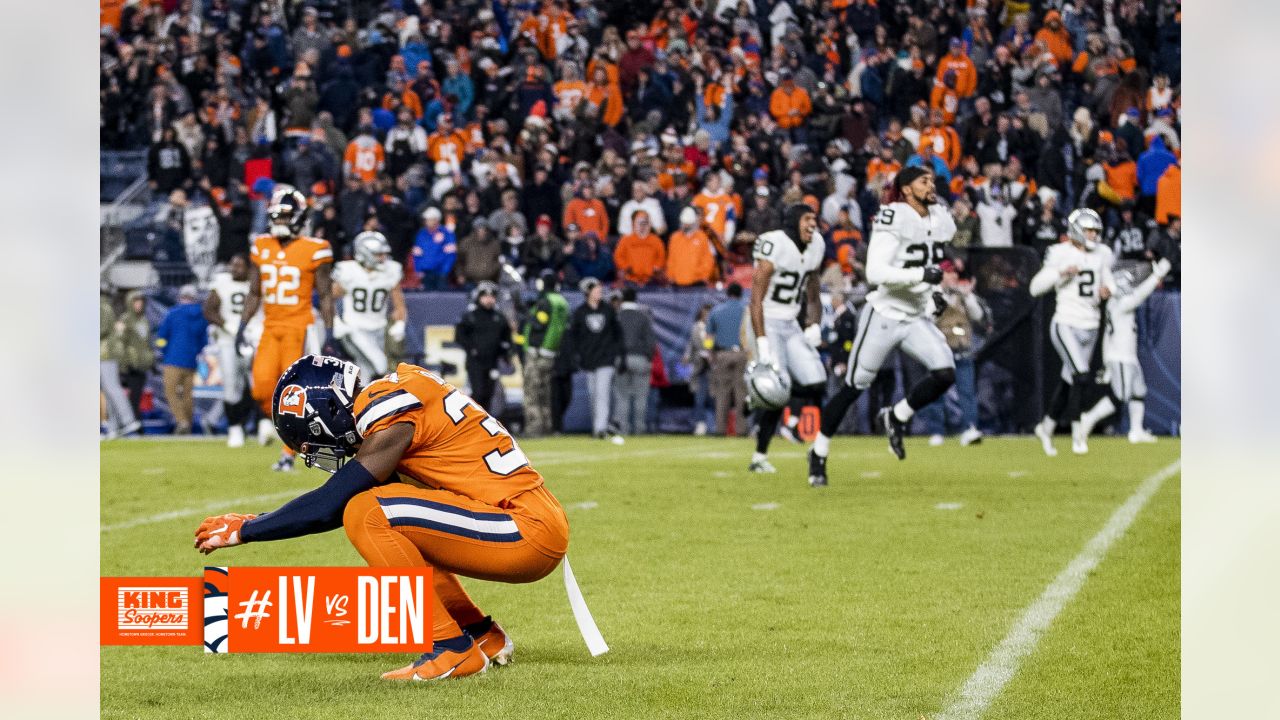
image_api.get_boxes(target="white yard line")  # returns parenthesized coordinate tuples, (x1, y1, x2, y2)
(935, 459, 1181, 720)
(102, 444, 708, 532)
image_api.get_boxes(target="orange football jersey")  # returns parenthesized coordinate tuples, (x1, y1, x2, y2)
(250, 234, 333, 327)
(353, 363, 545, 509)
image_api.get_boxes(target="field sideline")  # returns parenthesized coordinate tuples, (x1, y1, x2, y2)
(101, 435, 1179, 719)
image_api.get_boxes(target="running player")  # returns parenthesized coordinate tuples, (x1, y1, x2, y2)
(1029, 208, 1116, 456)
(203, 254, 261, 447)
(237, 184, 336, 471)
(194, 355, 568, 681)
(807, 166, 957, 483)
(747, 202, 826, 473)
(332, 231, 407, 381)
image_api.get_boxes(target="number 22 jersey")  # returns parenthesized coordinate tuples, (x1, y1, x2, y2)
(865, 201, 956, 321)
(250, 234, 333, 328)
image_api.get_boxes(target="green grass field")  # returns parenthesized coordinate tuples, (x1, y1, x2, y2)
(101, 435, 1179, 719)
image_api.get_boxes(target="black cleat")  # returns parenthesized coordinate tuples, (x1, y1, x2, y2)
(878, 407, 907, 461)
(807, 449, 828, 487)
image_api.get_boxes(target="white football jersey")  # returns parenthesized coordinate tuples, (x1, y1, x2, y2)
(208, 271, 262, 342)
(865, 201, 956, 320)
(333, 259, 403, 331)
(753, 229, 825, 321)
(1039, 242, 1114, 330)
(1104, 264, 1164, 363)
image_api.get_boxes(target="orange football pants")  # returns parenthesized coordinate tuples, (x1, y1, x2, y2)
(343, 483, 568, 643)
(251, 323, 310, 416)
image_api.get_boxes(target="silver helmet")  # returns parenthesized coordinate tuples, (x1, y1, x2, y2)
(352, 231, 391, 269)
(267, 184, 309, 238)
(744, 361, 792, 411)
(1066, 208, 1103, 250)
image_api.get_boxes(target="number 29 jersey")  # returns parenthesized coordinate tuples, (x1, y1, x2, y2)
(354, 363, 544, 509)
(865, 201, 956, 321)
(333, 259, 403, 331)
(753, 229, 825, 321)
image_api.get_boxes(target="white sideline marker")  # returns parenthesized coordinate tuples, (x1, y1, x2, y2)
(751, 502, 781, 511)
(563, 556, 609, 657)
(935, 460, 1180, 720)
(935, 502, 964, 511)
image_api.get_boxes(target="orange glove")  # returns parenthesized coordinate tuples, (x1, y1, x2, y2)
(194, 513, 258, 554)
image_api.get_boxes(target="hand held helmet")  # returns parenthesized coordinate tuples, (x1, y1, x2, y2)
(744, 361, 792, 411)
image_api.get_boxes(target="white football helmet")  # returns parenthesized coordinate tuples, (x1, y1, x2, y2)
(744, 361, 792, 411)
(352, 231, 391, 269)
(267, 184, 309, 238)
(1066, 208, 1103, 250)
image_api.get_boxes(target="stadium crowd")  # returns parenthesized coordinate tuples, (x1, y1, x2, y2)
(100, 0, 1182, 438)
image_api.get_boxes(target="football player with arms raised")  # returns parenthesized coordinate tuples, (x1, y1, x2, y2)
(745, 202, 827, 473)
(194, 355, 569, 680)
(807, 166, 957, 483)
(237, 184, 337, 471)
(332, 231, 407, 382)
(1029, 208, 1116, 455)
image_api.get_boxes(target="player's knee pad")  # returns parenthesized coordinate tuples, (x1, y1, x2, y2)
(1071, 372, 1091, 388)
(930, 367, 956, 388)
(852, 366, 877, 390)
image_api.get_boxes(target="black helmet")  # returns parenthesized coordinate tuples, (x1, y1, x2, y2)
(536, 268, 559, 293)
(272, 355, 363, 472)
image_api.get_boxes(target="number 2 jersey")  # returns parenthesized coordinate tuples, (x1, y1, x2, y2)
(752, 229, 825, 321)
(1031, 242, 1115, 330)
(352, 363, 566, 555)
(333, 259, 403, 331)
(865, 201, 956, 321)
(250, 234, 333, 328)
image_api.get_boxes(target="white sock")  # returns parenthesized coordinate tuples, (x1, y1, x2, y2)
(785, 414, 800, 429)
(893, 399, 914, 423)
(1083, 396, 1116, 426)
(1041, 417, 1057, 434)
(1129, 400, 1145, 432)
(752, 452, 767, 464)
(813, 433, 831, 458)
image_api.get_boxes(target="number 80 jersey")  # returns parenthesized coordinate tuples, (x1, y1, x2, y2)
(333, 259, 403, 331)
(753, 229, 825, 320)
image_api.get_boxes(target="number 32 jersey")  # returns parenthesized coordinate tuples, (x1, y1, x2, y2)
(354, 363, 544, 508)
(865, 202, 956, 321)
(753, 229, 825, 321)
(333, 259, 403, 331)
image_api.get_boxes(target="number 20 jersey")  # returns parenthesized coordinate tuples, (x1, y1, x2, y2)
(753, 229, 825, 321)
(865, 201, 956, 321)
(333, 259, 403, 331)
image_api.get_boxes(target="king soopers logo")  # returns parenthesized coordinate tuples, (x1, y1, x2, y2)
(118, 587, 189, 631)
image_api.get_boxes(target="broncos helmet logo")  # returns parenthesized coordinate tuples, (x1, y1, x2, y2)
(277, 384, 308, 418)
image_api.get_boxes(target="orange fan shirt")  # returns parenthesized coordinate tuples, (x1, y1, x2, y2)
(343, 138, 384, 183)
(427, 129, 469, 165)
(691, 190, 740, 242)
(250, 234, 333, 327)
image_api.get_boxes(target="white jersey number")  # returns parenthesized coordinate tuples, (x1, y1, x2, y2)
(261, 264, 301, 305)
(442, 389, 530, 476)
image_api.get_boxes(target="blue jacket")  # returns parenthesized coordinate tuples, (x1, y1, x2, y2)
(906, 153, 951, 184)
(1136, 136, 1177, 197)
(443, 74, 474, 119)
(155, 302, 209, 370)
(413, 226, 457, 276)
(705, 298, 746, 350)
(696, 91, 733, 150)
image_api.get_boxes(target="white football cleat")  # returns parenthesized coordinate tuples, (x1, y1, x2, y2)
(959, 426, 983, 446)
(1071, 422, 1088, 455)
(693, 421, 707, 436)
(1033, 420, 1058, 457)
(227, 425, 245, 448)
(1128, 429, 1158, 444)
(928, 434, 944, 447)
(257, 420, 275, 446)
(748, 458, 777, 474)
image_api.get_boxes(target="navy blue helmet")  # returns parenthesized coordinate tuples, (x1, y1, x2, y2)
(272, 355, 363, 472)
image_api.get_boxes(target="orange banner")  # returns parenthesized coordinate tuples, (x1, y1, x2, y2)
(203, 567, 434, 653)
(101, 577, 203, 646)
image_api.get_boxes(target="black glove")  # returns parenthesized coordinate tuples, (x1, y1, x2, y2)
(932, 291, 947, 318)
(922, 266, 944, 284)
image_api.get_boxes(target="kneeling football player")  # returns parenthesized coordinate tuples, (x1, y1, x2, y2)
(194, 355, 569, 680)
